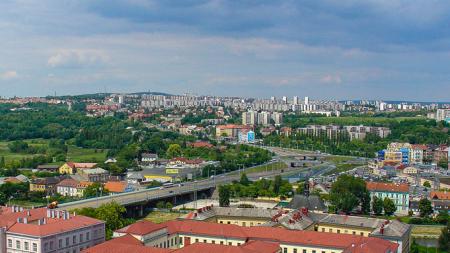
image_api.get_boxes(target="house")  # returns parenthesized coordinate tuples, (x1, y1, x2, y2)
(188, 141, 214, 149)
(29, 176, 63, 195)
(94, 219, 399, 253)
(430, 191, 450, 213)
(36, 164, 60, 172)
(56, 178, 93, 197)
(166, 157, 205, 169)
(104, 181, 134, 194)
(366, 182, 410, 215)
(0, 206, 105, 253)
(78, 168, 109, 182)
(141, 153, 158, 163)
(59, 162, 98, 174)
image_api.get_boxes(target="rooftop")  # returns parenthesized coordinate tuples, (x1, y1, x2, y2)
(366, 182, 409, 193)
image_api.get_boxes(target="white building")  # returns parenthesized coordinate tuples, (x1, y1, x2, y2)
(0, 206, 105, 253)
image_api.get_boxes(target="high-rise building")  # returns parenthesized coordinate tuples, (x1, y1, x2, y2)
(282, 96, 287, 104)
(271, 112, 283, 125)
(242, 111, 257, 125)
(257, 111, 271, 125)
(293, 96, 299, 105)
(304, 96, 309, 105)
(436, 109, 450, 122)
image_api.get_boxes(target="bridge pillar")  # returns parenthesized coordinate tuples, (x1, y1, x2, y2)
(138, 205, 143, 217)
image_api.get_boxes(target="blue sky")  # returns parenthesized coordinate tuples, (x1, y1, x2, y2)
(0, 0, 450, 101)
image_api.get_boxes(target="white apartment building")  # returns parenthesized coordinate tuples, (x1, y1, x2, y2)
(0, 206, 105, 253)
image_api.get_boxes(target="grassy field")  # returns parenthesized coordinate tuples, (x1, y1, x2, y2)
(235, 162, 288, 175)
(9, 199, 46, 208)
(324, 155, 355, 163)
(323, 163, 361, 176)
(0, 140, 46, 163)
(66, 146, 107, 163)
(412, 225, 445, 239)
(0, 139, 108, 164)
(144, 211, 183, 223)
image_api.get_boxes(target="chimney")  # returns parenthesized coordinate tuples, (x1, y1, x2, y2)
(38, 219, 41, 226)
(66, 212, 70, 219)
(11, 206, 14, 212)
(43, 218, 47, 225)
(56, 211, 60, 219)
(51, 210, 55, 218)
(27, 210, 31, 216)
(23, 218, 28, 224)
(19, 207, 23, 212)
(47, 209, 51, 218)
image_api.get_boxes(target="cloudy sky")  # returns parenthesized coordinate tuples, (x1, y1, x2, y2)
(1, 0, 450, 101)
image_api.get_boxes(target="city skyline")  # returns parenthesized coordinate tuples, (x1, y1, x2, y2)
(1, 1, 450, 100)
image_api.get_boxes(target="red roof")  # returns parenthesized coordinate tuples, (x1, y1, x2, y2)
(0, 207, 104, 237)
(166, 220, 247, 239)
(116, 220, 167, 236)
(175, 241, 279, 253)
(82, 234, 170, 253)
(105, 181, 128, 193)
(366, 182, 409, 193)
(430, 191, 450, 200)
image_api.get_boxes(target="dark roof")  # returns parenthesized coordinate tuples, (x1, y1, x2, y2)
(286, 195, 326, 211)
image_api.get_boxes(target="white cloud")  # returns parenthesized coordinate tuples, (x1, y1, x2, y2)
(0, 70, 18, 80)
(47, 49, 109, 68)
(320, 74, 342, 84)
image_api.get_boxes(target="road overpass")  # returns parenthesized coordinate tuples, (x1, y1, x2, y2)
(57, 162, 308, 211)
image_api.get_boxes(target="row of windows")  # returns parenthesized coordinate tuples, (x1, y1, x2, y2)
(218, 220, 263, 226)
(153, 236, 181, 248)
(319, 227, 367, 236)
(7, 240, 37, 252)
(283, 249, 336, 253)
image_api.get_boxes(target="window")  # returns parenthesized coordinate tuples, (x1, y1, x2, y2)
(321, 228, 325, 232)
(195, 239, 199, 243)
(283, 248, 287, 253)
(294, 249, 297, 253)
(80, 234, 83, 243)
(242, 222, 246, 226)
(59, 239, 63, 248)
(228, 242, 232, 246)
(212, 240, 215, 244)
(33, 243, 37, 252)
(312, 251, 316, 253)
(86, 232, 90, 241)
(25, 242, 29, 251)
(203, 240, 207, 243)
(73, 235, 77, 244)
(337, 229, 340, 234)
(360, 232, 364, 236)
(328, 228, 332, 232)
(220, 241, 224, 245)
(50, 241, 54, 250)
(303, 250, 307, 253)
(227, 221, 231, 224)
(66, 237, 70, 246)
(17, 240, 21, 249)
(44, 242, 48, 251)
(7, 239, 12, 248)
(352, 231, 356, 235)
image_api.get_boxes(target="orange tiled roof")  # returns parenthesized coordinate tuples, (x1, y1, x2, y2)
(430, 191, 450, 200)
(105, 181, 128, 193)
(116, 220, 167, 236)
(366, 182, 409, 193)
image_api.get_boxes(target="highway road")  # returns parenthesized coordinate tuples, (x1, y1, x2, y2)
(58, 146, 343, 210)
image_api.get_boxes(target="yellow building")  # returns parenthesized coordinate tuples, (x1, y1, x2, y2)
(59, 162, 97, 174)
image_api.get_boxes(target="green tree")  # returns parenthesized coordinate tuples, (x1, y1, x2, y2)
(410, 239, 419, 253)
(83, 183, 108, 198)
(166, 144, 182, 158)
(435, 211, 449, 225)
(0, 192, 6, 205)
(438, 158, 448, 169)
(219, 185, 230, 207)
(329, 175, 369, 214)
(156, 201, 166, 209)
(166, 202, 173, 210)
(372, 196, 383, 215)
(92, 201, 129, 239)
(438, 222, 449, 252)
(0, 156, 5, 168)
(361, 191, 371, 215)
(383, 197, 396, 216)
(423, 181, 431, 188)
(418, 198, 433, 217)
(240, 173, 250, 186)
(273, 175, 283, 195)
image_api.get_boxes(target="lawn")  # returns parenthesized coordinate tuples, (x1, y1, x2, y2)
(0, 139, 108, 164)
(9, 199, 46, 208)
(0, 140, 47, 163)
(144, 211, 183, 223)
(66, 146, 108, 163)
(233, 162, 288, 175)
(323, 163, 361, 176)
(412, 225, 445, 239)
(324, 155, 355, 163)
